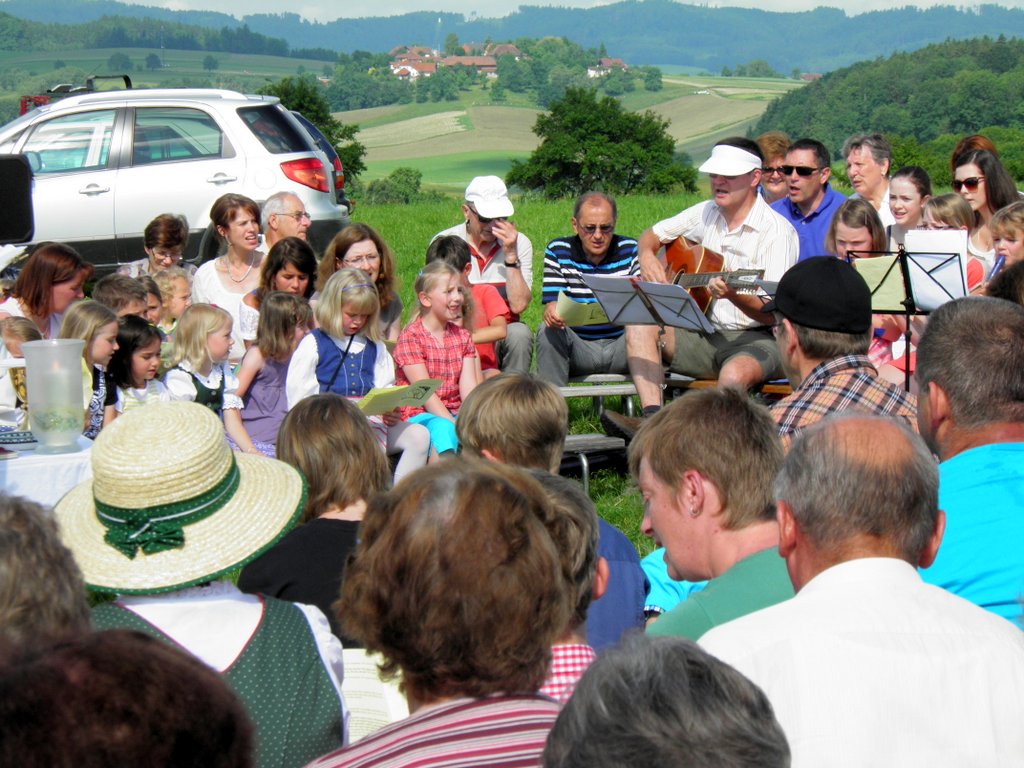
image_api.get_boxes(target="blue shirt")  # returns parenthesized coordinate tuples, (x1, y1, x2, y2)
(920, 442, 1024, 623)
(542, 234, 639, 340)
(586, 519, 648, 651)
(771, 183, 846, 262)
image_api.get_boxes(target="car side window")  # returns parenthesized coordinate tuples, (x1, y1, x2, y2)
(132, 107, 224, 166)
(21, 110, 116, 174)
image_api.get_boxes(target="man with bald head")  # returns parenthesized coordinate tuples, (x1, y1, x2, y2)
(701, 415, 1024, 766)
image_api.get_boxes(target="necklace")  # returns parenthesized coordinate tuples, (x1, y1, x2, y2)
(224, 253, 256, 284)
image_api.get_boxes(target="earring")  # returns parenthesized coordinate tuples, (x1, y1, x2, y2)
(689, 505, 700, 518)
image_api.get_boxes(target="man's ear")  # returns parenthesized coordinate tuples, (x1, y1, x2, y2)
(777, 500, 798, 559)
(780, 318, 799, 357)
(591, 556, 609, 603)
(918, 509, 946, 569)
(926, 381, 952, 436)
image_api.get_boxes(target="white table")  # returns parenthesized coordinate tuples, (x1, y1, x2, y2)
(0, 435, 93, 508)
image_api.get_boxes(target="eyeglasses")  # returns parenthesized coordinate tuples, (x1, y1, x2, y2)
(921, 222, 954, 231)
(580, 224, 614, 236)
(150, 248, 182, 263)
(762, 166, 786, 176)
(952, 176, 985, 192)
(781, 165, 822, 177)
(470, 207, 506, 225)
(341, 252, 381, 268)
(282, 211, 312, 221)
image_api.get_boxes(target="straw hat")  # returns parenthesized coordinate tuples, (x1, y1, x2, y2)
(55, 401, 305, 595)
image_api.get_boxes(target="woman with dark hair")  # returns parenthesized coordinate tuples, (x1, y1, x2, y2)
(0, 242, 92, 338)
(117, 213, 194, 279)
(238, 236, 317, 347)
(192, 194, 265, 363)
(318, 223, 402, 342)
(952, 148, 1018, 272)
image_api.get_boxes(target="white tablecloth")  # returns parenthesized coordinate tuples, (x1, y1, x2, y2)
(0, 435, 93, 508)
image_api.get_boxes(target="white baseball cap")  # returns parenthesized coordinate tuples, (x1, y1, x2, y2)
(465, 176, 514, 219)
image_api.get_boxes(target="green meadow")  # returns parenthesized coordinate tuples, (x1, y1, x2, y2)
(349, 191, 705, 554)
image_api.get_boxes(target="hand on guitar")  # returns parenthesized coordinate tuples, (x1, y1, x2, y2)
(638, 230, 669, 283)
(708, 275, 736, 302)
(542, 301, 566, 330)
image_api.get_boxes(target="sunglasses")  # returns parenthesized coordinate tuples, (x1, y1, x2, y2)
(470, 207, 506, 225)
(580, 224, 614, 236)
(781, 165, 821, 177)
(952, 176, 985, 192)
(762, 166, 785, 176)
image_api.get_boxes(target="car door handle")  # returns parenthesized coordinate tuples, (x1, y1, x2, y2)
(78, 184, 110, 195)
(206, 173, 238, 184)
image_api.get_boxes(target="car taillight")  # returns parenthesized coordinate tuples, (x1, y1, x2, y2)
(332, 156, 344, 191)
(280, 157, 329, 193)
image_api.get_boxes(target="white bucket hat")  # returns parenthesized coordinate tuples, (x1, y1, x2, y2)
(698, 145, 762, 176)
(55, 402, 305, 595)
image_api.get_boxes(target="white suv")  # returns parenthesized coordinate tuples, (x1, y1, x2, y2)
(0, 88, 350, 270)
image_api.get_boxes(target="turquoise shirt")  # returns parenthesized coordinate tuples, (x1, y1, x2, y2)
(920, 442, 1024, 623)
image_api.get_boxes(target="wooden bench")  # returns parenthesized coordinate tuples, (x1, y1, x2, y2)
(557, 374, 636, 417)
(664, 374, 792, 402)
(560, 433, 627, 496)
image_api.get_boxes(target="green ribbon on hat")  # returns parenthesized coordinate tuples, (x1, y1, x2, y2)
(95, 457, 241, 559)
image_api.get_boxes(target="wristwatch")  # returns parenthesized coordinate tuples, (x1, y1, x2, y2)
(504, 259, 521, 269)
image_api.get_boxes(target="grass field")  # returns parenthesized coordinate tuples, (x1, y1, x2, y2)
(348, 192, 705, 555)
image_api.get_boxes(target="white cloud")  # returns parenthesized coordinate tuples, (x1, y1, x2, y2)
(115, 0, 1024, 23)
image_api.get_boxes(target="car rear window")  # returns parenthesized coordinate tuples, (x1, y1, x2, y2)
(237, 105, 310, 154)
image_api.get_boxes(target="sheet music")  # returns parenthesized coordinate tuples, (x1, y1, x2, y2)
(903, 230, 969, 311)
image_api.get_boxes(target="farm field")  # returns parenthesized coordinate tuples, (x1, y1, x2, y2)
(341, 75, 801, 188)
(0, 48, 329, 85)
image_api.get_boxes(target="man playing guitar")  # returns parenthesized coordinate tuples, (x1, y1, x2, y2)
(605, 138, 799, 437)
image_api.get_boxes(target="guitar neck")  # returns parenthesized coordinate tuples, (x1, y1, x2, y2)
(675, 272, 733, 289)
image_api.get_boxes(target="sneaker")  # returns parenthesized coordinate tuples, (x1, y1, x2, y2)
(600, 410, 645, 442)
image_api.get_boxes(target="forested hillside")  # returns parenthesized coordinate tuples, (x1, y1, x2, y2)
(754, 36, 1024, 185)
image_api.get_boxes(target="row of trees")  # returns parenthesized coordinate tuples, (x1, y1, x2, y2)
(107, 52, 219, 72)
(0, 10, 331, 61)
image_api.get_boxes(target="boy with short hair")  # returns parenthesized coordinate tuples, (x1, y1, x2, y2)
(457, 373, 647, 651)
(91, 274, 149, 319)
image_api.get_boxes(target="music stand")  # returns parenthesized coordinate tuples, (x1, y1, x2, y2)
(850, 231, 967, 391)
(581, 275, 715, 338)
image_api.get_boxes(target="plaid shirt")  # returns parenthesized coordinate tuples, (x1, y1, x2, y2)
(539, 643, 597, 704)
(394, 316, 477, 417)
(770, 355, 917, 450)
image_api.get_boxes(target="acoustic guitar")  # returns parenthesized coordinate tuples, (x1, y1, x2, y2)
(664, 237, 764, 313)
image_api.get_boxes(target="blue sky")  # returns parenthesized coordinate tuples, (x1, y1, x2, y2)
(127, 0, 1021, 23)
